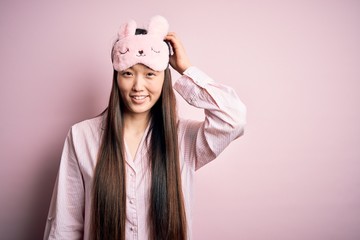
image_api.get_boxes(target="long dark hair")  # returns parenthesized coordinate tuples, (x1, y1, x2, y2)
(91, 29, 187, 240)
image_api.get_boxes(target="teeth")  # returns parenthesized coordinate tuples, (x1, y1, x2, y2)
(132, 96, 147, 100)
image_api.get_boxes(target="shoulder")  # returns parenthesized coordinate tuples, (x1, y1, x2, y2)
(72, 114, 103, 131)
(69, 114, 104, 142)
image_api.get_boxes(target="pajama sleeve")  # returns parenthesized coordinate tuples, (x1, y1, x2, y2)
(44, 128, 85, 240)
(174, 66, 247, 170)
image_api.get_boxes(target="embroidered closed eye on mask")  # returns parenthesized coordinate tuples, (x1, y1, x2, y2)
(112, 15, 170, 72)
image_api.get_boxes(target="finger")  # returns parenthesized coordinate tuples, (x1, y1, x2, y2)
(165, 32, 181, 45)
(165, 32, 176, 42)
(166, 36, 184, 53)
(166, 32, 177, 37)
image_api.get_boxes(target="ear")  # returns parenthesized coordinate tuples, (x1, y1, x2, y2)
(118, 19, 137, 39)
(147, 15, 169, 38)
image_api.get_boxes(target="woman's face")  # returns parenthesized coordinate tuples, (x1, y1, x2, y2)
(117, 63, 165, 117)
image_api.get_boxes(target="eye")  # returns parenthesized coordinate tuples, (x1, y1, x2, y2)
(120, 48, 129, 54)
(151, 47, 160, 53)
(146, 72, 156, 78)
(121, 71, 133, 77)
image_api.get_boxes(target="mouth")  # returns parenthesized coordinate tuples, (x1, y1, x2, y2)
(130, 95, 148, 100)
(130, 95, 149, 105)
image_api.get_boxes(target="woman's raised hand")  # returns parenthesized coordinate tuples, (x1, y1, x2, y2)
(165, 32, 192, 74)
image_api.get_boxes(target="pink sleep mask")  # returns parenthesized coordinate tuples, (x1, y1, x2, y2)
(112, 15, 170, 72)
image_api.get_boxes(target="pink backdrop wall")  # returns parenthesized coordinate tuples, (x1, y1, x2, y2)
(1, 0, 360, 239)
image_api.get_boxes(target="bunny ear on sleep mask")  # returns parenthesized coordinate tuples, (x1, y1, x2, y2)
(112, 15, 170, 72)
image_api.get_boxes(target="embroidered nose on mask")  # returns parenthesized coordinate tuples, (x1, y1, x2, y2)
(137, 50, 146, 57)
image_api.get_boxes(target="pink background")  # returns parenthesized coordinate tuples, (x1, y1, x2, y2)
(1, 0, 360, 239)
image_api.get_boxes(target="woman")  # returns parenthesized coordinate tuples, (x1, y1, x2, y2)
(44, 15, 246, 240)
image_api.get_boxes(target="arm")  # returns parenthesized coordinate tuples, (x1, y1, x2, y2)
(44, 129, 84, 239)
(175, 67, 246, 169)
(166, 33, 247, 170)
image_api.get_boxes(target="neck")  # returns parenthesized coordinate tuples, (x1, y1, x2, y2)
(123, 112, 150, 135)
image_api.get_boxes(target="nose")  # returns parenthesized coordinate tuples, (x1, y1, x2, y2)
(132, 75, 145, 92)
(138, 50, 144, 55)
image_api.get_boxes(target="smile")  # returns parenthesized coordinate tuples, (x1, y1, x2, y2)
(131, 95, 148, 100)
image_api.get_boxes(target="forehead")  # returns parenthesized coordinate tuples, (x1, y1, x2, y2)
(121, 63, 165, 73)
